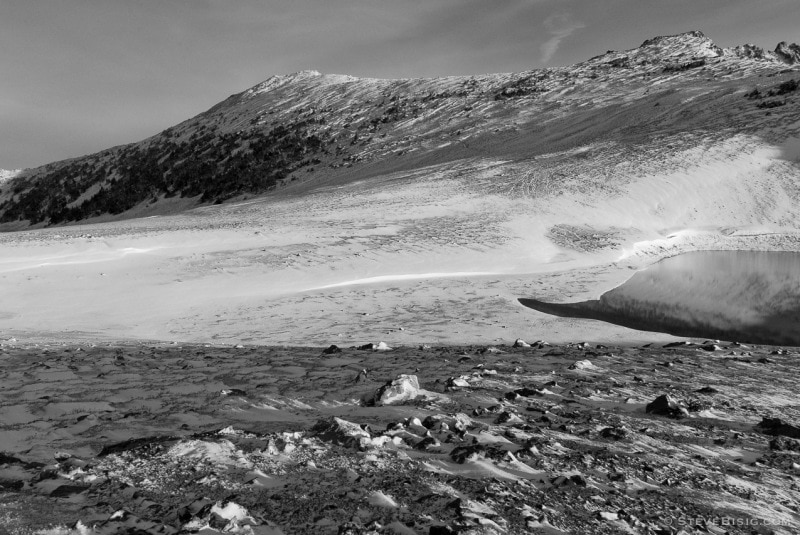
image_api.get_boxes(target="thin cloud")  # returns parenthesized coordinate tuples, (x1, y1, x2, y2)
(541, 12, 586, 64)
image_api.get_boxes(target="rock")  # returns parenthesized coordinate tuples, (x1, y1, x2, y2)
(696, 386, 719, 394)
(366, 490, 399, 508)
(422, 414, 445, 429)
(774, 41, 800, 64)
(322, 344, 342, 354)
(551, 474, 587, 487)
(755, 417, 800, 439)
(209, 501, 257, 528)
(357, 341, 392, 351)
(310, 417, 372, 450)
(220, 388, 247, 397)
(353, 369, 368, 383)
(405, 417, 428, 435)
(414, 436, 440, 450)
(495, 411, 524, 425)
(445, 377, 471, 390)
(769, 436, 800, 451)
(568, 360, 595, 370)
(373, 374, 420, 406)
(452, 413, 472, 434)
(645, 394, 689, 418)
(597, 511, 619, 521)
(599, 426, 628, 440)
(663, 341, 693, 348)
(513, 338, 530, 348)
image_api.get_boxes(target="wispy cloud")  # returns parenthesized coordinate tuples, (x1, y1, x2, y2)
(540, 12, 586, 64)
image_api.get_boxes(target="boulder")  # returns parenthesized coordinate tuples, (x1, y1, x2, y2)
(310, 417, 371, 450)
(646, 394, 689, 418)
(445, 376, 471, 390)
(373, 374, 420, 406)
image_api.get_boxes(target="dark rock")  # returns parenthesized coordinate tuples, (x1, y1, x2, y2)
(98, 435, 177, 456)
(0, 479, 24, 491)
(49, 484, 90, 497)
(599, 426, 628, 440)
(415, 436, 440, 450)
(696, 386, 719, 394)
(551, 474, 587, 487)
(310, 417, 371, 450)
(322, 344, 342, 354)
(769, 436, 800, 451)
(450, 444, 506, 463)
(422, 414, 444, 429)
(495, 411, 524, 425)
(756, 417, 800, 439)
(646, 394, 688, 418)
(663, 341, 692, 348)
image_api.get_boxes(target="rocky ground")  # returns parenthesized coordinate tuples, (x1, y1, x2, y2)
(1, 339, 799, 534)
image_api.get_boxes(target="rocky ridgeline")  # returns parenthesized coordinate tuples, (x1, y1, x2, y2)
(0, 341, 799, 533)
(2, 30, 800, 227)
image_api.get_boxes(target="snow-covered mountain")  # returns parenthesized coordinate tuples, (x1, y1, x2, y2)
(1, 30, 798, 228)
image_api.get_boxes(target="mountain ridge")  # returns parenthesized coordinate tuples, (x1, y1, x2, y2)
(1, 30, 799, 229)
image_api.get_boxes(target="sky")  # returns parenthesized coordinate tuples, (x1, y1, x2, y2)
(2, 0, 799, 170)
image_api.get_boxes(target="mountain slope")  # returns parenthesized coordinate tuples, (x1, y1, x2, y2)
(1, 31, 799, 229)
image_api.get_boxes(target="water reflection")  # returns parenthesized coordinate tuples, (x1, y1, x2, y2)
(520, 251, 800, 346)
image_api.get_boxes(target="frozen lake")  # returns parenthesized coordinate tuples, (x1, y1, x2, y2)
(521, 251, 800, 346)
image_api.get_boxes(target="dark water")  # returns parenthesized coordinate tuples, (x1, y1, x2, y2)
(520, 251, 800, 346)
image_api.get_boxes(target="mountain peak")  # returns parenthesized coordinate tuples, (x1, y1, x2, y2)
(637, 30, 722, 59)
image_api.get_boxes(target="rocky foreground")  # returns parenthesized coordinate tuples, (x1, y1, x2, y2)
(1, 340, 799, 534)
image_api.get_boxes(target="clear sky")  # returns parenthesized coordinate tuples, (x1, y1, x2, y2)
(2, 0, 799, 170)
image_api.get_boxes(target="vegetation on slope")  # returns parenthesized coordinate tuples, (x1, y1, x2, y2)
(0, 119, 329, 225)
